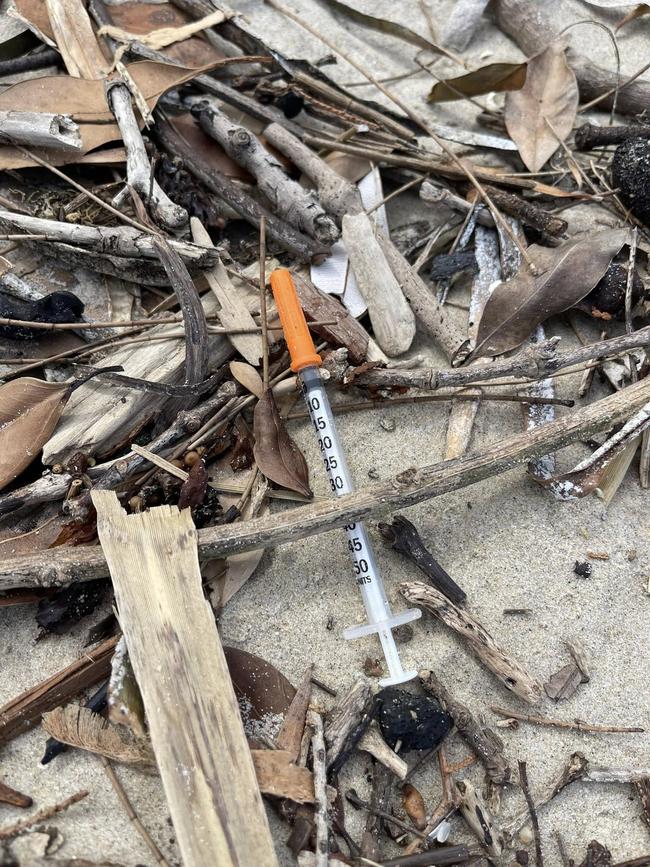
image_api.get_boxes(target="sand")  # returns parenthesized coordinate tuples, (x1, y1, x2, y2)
(1, 1, 649, 864)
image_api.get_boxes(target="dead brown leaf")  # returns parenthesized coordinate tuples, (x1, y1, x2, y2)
(402, 782, 427, 830)
(253, 387, 312, 498)
(42, 705, 155, 768)
(0, 378, 72, 492)
(230, 360, 264, 398)
(505, 42, 578, 172)
(474, 229, 630, 357)
(428, 61, 526, 103)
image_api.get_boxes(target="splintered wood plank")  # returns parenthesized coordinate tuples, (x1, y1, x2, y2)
(45, 0, 109, 80)
(92, 491, 279, 867)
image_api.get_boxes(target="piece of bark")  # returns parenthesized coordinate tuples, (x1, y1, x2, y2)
(575, 123, 650, 151)
(456, 779, 505, 858)
(566, 639, 590, 681)
(46, 0, 109, 79)
(419, 670, 510, 786)
(579, 841, 613, 867)
(374, 227, 469, 364)
(4, 375, 650, 590)
(358, 722, 408, 780)
(324, 678, 372, 771)
(252, 750, 315, 804)
(361, 761, 393, 861)
(343, 213, 415, 357)
(0, 636, 117, 747)
(92, 491, 278, 867)
(191, 218, 261, 365)
(0, 211, 214, 267)
(402, 582, 542, 704)
(276, 665, 313, 763)
(197, 102, 338, 245)
(263, 122, 362, 220)
(293, 273, 369, 364)
(0, 779, 32, 808)
(155, 114, 327, 262)
(494, 0, 650, 116)
(0, 110, 80, 150)
(107, 83, 187, 230)
(379, 516, 466, 605)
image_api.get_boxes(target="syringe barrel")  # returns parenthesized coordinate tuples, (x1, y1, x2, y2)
(299, 367, 410, 632)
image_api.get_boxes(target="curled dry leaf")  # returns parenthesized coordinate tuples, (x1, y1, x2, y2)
(253, 388, 312, 498)
(428, 62, 527, 103)
(42, 705, 155, 768)
(474, 229, 630, 357)
(178, 458, 208, 510)
(505, 42, 578, 173)
(230, 360, 264, 399)
(0, 378, 74, 492)
(402, 782, 427, 830)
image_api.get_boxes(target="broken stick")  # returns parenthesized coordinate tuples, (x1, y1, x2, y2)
(93, 491, 279, 867)
(0, 110, 80, 150)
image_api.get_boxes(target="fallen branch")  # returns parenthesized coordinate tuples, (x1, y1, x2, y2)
(519, 761, 544, 867)
(0, 110, 80, 150)
(419, 670, 510, 785)
(196, 101, 339, 245)
(107, 82, 187, 230)
(0, 790, 89, 840)
(456, 779, 505, 859)
(0, 636, 118, 746)
(2, 377, 650, 589)
(0, 210, 214, 266)
(402, 583, 543, 704)
(349, 327, 650, 391)
(575, 123, 650, 151)
(306, 710, 328, 867)
(155, 113, 327, 262)
(494, 0, 650, 116)
(491, 705, 644, 733)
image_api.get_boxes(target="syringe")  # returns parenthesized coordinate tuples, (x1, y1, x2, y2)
(270, 268, 421, 686)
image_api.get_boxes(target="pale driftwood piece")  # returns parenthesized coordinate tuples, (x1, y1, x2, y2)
(155, 116, 326, 263)
(45, 0, 109, 79)
(197, 103, 339, 245)
(358, 722, 408, 780)
(421, 182, 494, 228)
(191, 218, 261, 365)
(402, 583, 542, 704)
(5, 375, 650, 590)
(107, 84, 187, 230)
(251, 750, 315, 803)
(0, 211, 214, 267)
(374, 228, 469, 365)
(342, 213, 415, 357)
(43, 305, 231, 466)
(456, 779, 505, 858)
(306, 710, 328, 867)
(323, 678, 372, 771)
(263, 122, 362, 220)
(0, 110, 80, 150)
(584, 766, 650, 784)
(92, 492, 279, 867)
(419, 670, 510, 786)
(494, 0, 650, 116)
(349, 326, 650, 391)
(445, 225, 500, 459)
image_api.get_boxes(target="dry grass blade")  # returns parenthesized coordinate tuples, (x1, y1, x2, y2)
(505, 42, 579, 172)
(42, 706, 155, 768)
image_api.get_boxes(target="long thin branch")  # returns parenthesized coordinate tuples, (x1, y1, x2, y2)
(2, 376, 649, 591)
(491, 706, 644, 734)
(0, 790, 89, 840)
